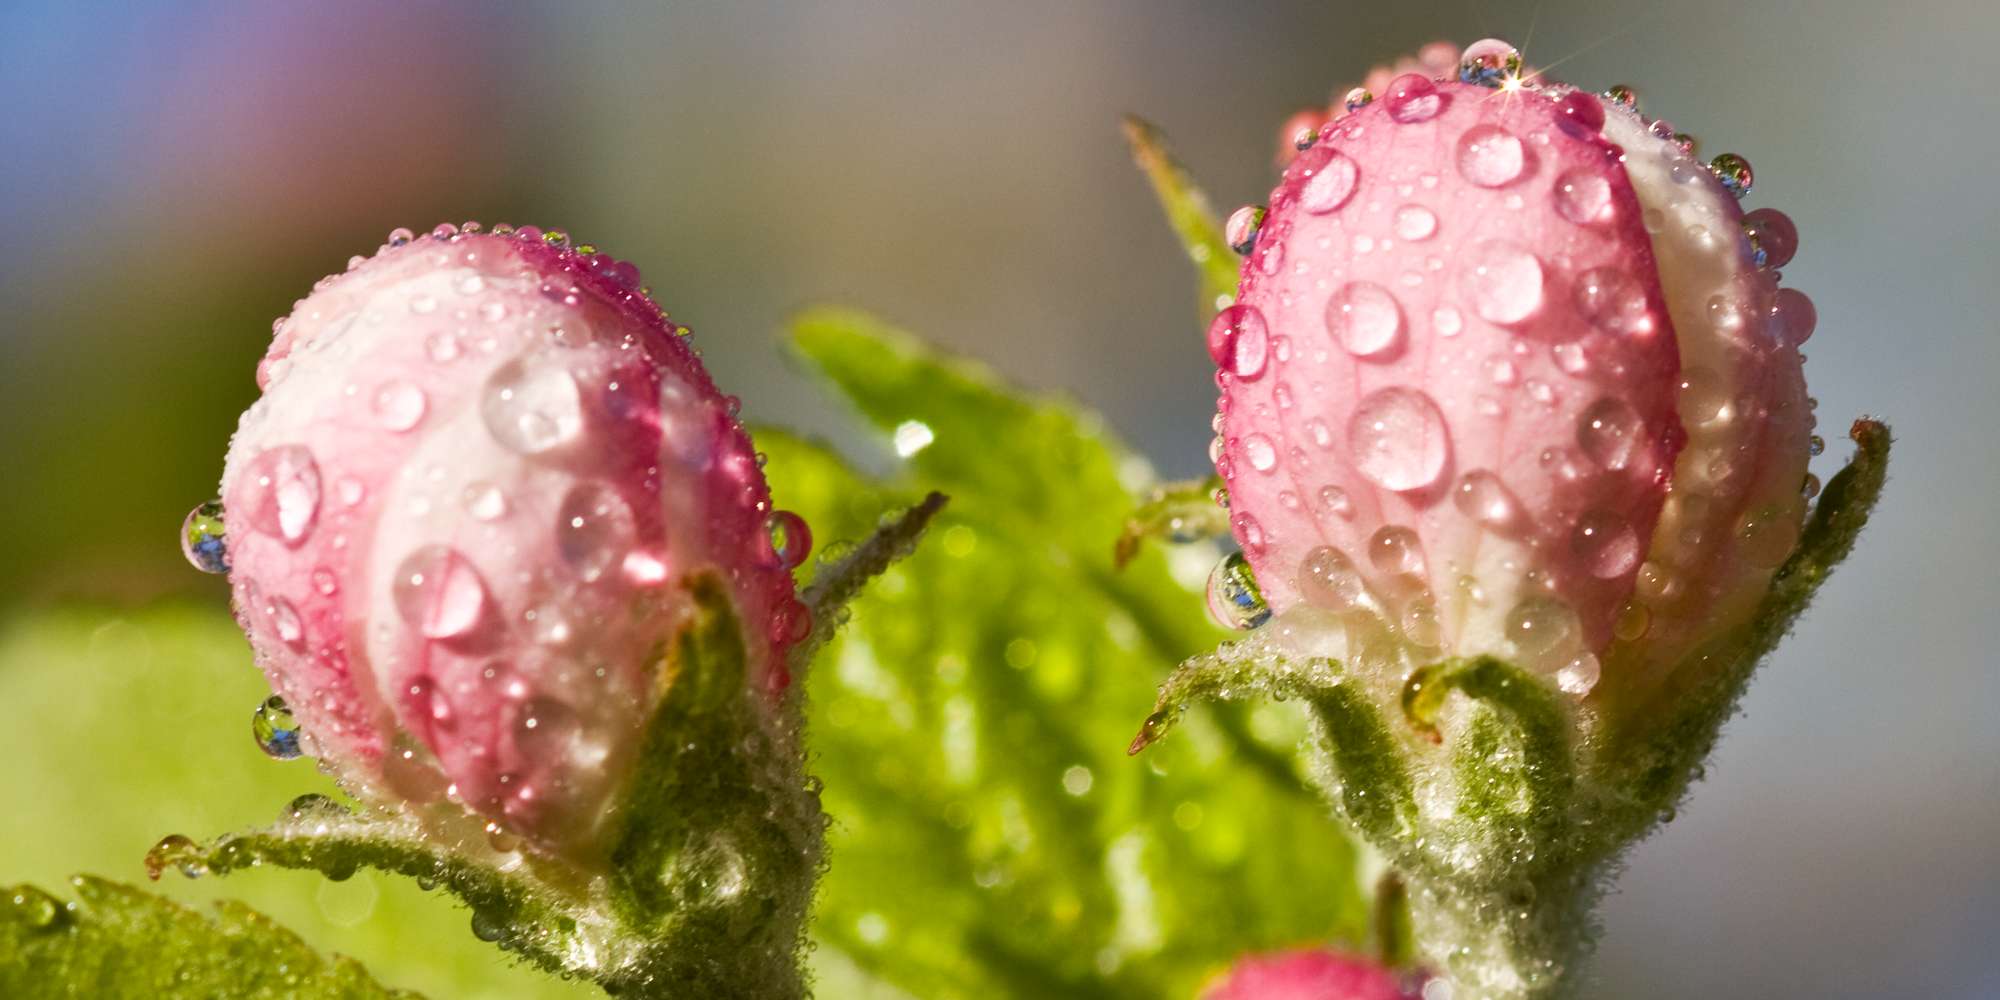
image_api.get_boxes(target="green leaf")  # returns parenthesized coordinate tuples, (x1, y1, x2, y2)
(0, 876, 415, 999)
(1121, 115, 1241, 315)
(773, 309, 1368, 1000)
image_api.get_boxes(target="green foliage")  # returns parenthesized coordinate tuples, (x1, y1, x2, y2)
(0, 876, 415, 999)
(771, 308, 1368, 1000)
(1120, 116, 1241, 315)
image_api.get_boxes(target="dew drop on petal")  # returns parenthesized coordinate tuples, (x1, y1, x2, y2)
(1577, 397, 1643, 470)
(1553, 170, 1613, 225)
(1573, 267, 1651, 336)
(1771, 288, 1817, 346)
(463, 482, 508, 521)
(267, 596, 304, 648)
(1453, 469, 1518, 526)
(1556, 653, 1601, 695)
(765, 510, 812, 569)
(1206, 552, 1270, 630)
(1456, 125, 1525, 187)
(1324, 281, 1405, 358)
(1507, 597, 1580, 659)
(393, 546, 489, 639)
(1348, 388, 1449, 491)
(181, 500, 230, 574)
(1572, 509, 1640, 578)
(1368, 525, 1427, 577)
(1299, 151, 1360, 213)
(251, 695, 303, 760)
(1394, 204, 1438, 241)
(1243, 434, 1278, 472)
(242, 445, 322, 546)
(1464, 241, 1544, 325)
(1384, 73, 1442, 123)
(1433, 305, 1464, 337)
(371, 380, 428, 432)
(1297, 545, 1368, 611)
(556, 483, 637, 583)
(1206, 305, 1269, 379)
(1555, 91, 1606, 137)
(482, 358, 584, 455)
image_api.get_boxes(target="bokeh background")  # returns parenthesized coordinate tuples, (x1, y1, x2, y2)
(3, 1, 1995, 997)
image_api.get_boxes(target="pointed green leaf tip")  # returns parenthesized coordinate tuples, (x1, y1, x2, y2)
(1, 876, 416, 999)
(773, 308, 1370, 999)
(1121, 115, 1242, 314)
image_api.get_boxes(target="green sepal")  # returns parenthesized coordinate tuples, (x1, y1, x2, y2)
(2, 876, 417, 999)
(1121, 115, 1241, 314)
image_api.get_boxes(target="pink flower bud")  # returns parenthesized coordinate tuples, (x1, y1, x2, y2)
(211, 224, 809, 852)
(1204, 950, 1420, 1000)
(1217, 44, 1814, 699)
(1277, 42, 1461, 168)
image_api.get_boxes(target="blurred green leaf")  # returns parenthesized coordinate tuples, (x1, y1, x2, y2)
(1121, 115, 1241, 315)
(0, 607, 592, 1000)
(1, 876, 415, 999)
(775, 308, 1368, 1000)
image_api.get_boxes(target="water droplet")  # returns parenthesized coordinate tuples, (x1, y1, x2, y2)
(371, 380, 427, 432)
(1318, 485, 1353, 518)
(181, 501, 229, 574)
(312, 568, 339, 595)
(1602, 84, 1639, 111)
(1206, 552, 1270, 629)
(1771, 288, 1816, 346)
(470, 909, 508, 942)
(241, 445, 322, 546)
(482, 358, 584, 455)
(766, 510, 812, 569)
(252, 695, 303, 759)
(1741, 208, 1798, 268)
(1299, 150, 1360, 213)
(1572, 509, 1640, 577)
(1456, 124, 1525, 187)
(426, 331, 462, 362)
(336, 476, 366, 507)
(1556, 653, 1600, 695)
(512, 696, 581, 761)
(1393, 204, 1437, 241)
(1573, 267, 1650, 336)
(1433, 305, 1464, 337)
(1298, 546, 1368, 610)
(1349, 388, 1450, 491)
(1710, 153, 1754, 198)
(387, 227, 415, 247)
(1577, 397, 1643, 470)
(266, 596, 304, 648)
(463, 482, 508, 521)
(1206, 305, 1269, 379)
(1553, 169, 1613, 225)
(1369, 526, 1426, 577)
(1464, 241, 1544, 325)
(392, 546, 488, 639)
(1242, 434, 1278, 473)
(1384, 73, 1442, 122)
(1554, 91, 1606, 137)
(409, 295, 438, 315)
(1457, 39, 1522, 87)
(1324, 281, 1405, 358)
(1342, 86, 1374, 113)
(557, 483, 637, 583)
(9, 886, 60, 929)
(1614, 600, 1651, 641)
(1739, 508, 1801, 567)
(1401, 595, 1442, 647)
(1225, 205, 1266, 255)
(1506, 598, 1580, 659)
(1453, 470, 1518, 526)
(527, 601, 574, 646)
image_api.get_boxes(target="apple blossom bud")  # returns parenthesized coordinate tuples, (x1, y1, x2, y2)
(1213, 45, 1815, 701)
(206, 224, 810, 854)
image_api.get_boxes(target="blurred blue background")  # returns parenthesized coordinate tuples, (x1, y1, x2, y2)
(2, 2, 1994, 996)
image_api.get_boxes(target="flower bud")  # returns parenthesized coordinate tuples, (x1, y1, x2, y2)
(1214, 44, 1814, 700)
(1204, 950, 1421, 1000)
(211, 224, 809, 853)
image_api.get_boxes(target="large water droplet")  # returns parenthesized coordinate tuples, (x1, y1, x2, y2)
(1771, 288, 1816, 346)
(242, 446, 322, 546)
(1577, 397, 1643, 470)
(1741, 208, 1799, 268)
(1506, 598, 1580, 660)
(1464, 242, 1544, 325)
(1298, 546, 1368, 611)
(1453, 470, 1518, 527)
(1457, 39, 1522, 87)
(1349, 388, 1449, 491)
(1243, 434, 1278, 472)
(1556, 653, 1601, 695)
(1206, 552, 1270, 630)
(482, 358, 584, 455)
(252, 695, 303, 759)
(1572, 509, 1640, 578)
(1384, 73, 1442, 122)
(1368, 526, 1427, 577)
(393, 546, 489, 639)
(557, 483, 636, 583)
(371, 380, 427, 432)
(266, 596, 304, 648)
(766, 510, 812, 569)
(1299, 151, 1360, 213)
(1553, 170, 1613, 225)
(1324, 282, 1405, 358)
(1709, 152, 1754, 198)
(1456, 125, 1525, 187)
(1554, 91, 1606, 137)
(1205, 305, 1269, 379)
(181, 501, 230, 574)
(1573, 267, 1651, 336)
